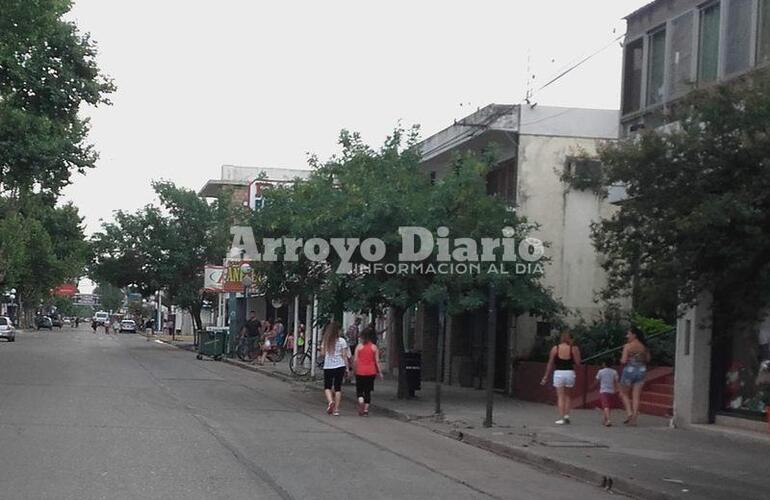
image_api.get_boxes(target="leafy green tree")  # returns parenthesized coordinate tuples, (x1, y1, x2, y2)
(52, 296, 76, 317)
(94, 283, 124, 314)
(0, 0, 111, 325)
(90, 206, 170, 296)
(594, 73, 770, 337)
(250, 128, 561, 396)
(73, 304, 95, 319)
(91, 182, 239, 329)
(0, 197, 88, 322)
(0, 0, 114, 196)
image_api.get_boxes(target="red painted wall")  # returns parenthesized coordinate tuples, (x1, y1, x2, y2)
(513, 361, 625, 409)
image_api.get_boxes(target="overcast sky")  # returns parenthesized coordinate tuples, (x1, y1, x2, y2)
(62, 0, 650, 234)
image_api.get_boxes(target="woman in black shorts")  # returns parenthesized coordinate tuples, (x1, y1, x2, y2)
(321, 320, 350, 416)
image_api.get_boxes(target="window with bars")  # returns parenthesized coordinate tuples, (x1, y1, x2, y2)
(699, 3, 721, 84)
(647, 28, 667, 105)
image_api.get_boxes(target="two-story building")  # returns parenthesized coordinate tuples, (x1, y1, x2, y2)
(198, 165, 312, 335)
(622, 0, 770, 431)
(621, 0, 770, 135)
(404, 104, 620, 394)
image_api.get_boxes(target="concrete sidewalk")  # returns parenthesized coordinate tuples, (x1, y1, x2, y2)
(163, 338, 770, 500)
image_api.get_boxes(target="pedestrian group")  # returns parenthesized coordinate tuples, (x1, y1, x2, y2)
(541, 326, 651, 427)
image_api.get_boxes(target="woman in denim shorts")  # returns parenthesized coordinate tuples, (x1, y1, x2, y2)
(619, 327, 651, 426)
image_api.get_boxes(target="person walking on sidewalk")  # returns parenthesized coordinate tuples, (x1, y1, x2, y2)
(541, 331, 581, 425)
(321, 320, 350, 416)
(619, 326, 650, 426)
(346, 317, 362, 353)
(258, 319, 274, 365)
(595, 360, 620, 426)
(353, 326, 383, 416)
(241, 311, 262, 363)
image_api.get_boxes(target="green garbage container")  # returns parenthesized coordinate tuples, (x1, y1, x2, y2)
(196, 327, 229, 360)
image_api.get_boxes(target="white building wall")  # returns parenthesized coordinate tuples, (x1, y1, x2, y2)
(516, 134, 616, 323)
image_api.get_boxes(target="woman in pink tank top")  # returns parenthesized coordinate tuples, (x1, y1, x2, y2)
(353, 326, 383, 416)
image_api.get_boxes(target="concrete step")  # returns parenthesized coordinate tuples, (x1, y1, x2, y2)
(646, 383, 673, 395)
(639, 401, 673, 417)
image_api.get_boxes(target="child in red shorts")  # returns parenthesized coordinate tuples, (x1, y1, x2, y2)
(595, 361, 619, 427)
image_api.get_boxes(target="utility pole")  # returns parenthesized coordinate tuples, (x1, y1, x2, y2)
(484, 283, 497, 428)
(310, 295, 318, 377)
(292, 296, 300, 359)
(156, 290, 162, 335)
(435, 300, 447, 418)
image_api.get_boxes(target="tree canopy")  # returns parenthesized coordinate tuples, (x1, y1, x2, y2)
(0, 196, 88, 309)
(0, 0, 113, 323)
(594, 73, 770, 332)
(90, 182, 240, 328)
(0, 0, 114, 197)
(249, 127, 561, 322)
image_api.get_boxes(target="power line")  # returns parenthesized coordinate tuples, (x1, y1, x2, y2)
(526, 33, 625, 103)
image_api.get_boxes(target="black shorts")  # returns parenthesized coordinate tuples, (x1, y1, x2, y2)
(324, 367, 346, 391)
(355, 375, 376, 400)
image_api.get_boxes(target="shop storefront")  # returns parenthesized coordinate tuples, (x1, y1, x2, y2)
(721, 312, 770, 420)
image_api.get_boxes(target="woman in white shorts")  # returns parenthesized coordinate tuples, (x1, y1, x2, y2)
(541, 331, 582, 424)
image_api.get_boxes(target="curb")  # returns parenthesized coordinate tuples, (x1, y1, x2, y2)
(149, 335, 672, 500)
(430, 428, 674, 500)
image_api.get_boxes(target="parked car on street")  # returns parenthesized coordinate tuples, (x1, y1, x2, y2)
(50, 315, 63, 329)
(34, 315, 53, 330)
(119, 320, 137, 333)
(0, 316, 16, 341)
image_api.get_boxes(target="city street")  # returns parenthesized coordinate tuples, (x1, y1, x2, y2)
(0, 327, 612, 500)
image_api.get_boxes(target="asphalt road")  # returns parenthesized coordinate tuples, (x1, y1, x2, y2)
(0, 327, 613, 500)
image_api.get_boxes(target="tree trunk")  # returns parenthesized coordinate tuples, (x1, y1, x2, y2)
(393, 306, 408, 399)
(192, 302, 203, 331)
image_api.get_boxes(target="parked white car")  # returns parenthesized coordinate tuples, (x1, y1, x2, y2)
(0, 316, 16, 342)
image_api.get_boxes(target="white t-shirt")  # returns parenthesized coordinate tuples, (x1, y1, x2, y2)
(323, 337, 349, 369)
(596, 367, 619, 394)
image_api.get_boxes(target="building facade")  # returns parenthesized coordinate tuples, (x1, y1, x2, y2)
(199, 165, 312, 334)
(622, 0, 770, 135)
(623, 0, 770, 430)
(411, 104, 620, 393)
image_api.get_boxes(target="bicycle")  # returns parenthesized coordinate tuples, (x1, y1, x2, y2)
(236, 334, 286, 363)
(289, 340, 324, 376)
(235, 334, 260, 362)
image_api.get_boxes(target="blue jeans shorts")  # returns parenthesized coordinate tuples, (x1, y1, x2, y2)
(620, 364, 646, 386)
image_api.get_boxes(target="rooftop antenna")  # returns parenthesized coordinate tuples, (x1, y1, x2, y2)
(524, 50, 537, 108)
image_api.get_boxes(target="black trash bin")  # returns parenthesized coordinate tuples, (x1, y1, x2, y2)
(401, 352, 422, 397)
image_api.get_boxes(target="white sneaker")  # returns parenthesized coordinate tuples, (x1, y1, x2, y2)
(555, 418, 567, 425)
